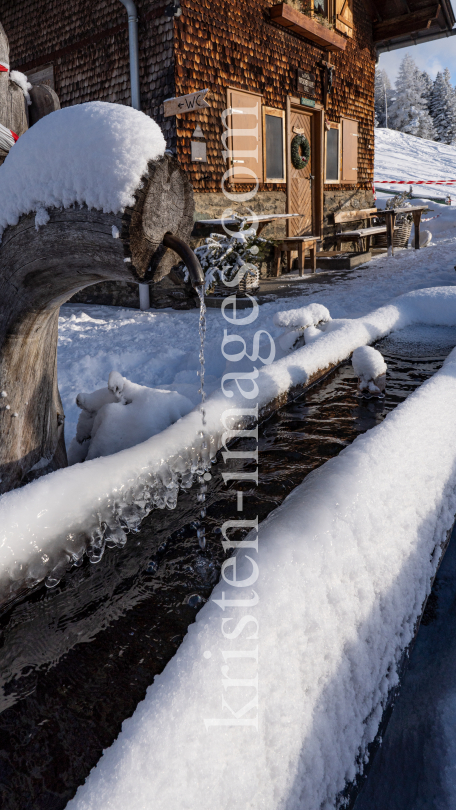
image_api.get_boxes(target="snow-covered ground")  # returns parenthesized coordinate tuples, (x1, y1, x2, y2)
(375, 128, 456, 202)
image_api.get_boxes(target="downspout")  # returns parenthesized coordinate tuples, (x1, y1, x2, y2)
(119, 0, 150, 310)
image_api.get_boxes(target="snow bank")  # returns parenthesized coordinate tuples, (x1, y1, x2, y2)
(1, 287, 456, 598)
(352, 346, 387, 394)
(0, 102, 166, 239)
(66, 340, 456, 810)
(68, 371, 193, 464)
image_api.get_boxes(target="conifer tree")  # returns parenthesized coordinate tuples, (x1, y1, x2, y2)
(374, 67, 391, 128)
(429, 69, 456, 144)
(388, 54, 437, 140)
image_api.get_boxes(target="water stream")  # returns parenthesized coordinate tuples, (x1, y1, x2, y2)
(0, 325, 455, 809)
(196, 285, 208, 551)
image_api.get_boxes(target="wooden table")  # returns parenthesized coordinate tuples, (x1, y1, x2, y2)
(192, 213, 303, 238)
(383, 206, 428, 255)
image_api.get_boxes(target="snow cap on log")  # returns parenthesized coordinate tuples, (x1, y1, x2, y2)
(0, 101, 166, 238)
(273, 303, 331, 329)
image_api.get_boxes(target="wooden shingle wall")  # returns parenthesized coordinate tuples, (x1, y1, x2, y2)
(2, 0, 177, 147)
(174, 0, 375, 197)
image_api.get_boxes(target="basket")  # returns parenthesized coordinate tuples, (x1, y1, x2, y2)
(210, 265, 260, 298)
(374, 219, 413, 249)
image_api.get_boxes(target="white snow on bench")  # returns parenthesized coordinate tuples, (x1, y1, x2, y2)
(0, 101, 166, 239)
(66, 337, 456, 810)
(1, 287, 456, 597)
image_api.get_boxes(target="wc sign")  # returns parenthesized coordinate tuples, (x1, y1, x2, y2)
(164, 89, 210, 117)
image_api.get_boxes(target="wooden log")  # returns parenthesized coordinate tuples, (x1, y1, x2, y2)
(28, 84, 61, 126)
(0, 154, 194, 493)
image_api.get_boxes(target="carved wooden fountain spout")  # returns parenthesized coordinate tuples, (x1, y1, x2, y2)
(0, 154, 200, 493)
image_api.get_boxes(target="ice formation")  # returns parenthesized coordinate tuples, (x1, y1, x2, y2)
(68, 371, 193, 464)
(352, 345, 387, 394)
(1, 287, 456, 598)
(0, 101, 166, 239)
(66, 342, 456, 810)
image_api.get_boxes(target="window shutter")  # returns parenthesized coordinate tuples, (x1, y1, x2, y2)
(227, 90, 263, 184)
(341, 118, 358, 182)
(335, 0, 353, 37)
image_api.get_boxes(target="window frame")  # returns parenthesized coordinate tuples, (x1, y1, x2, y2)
(324, 122, 340, 184)
(262, 106, 287, 184)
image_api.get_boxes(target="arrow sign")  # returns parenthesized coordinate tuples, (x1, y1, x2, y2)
(164, 90, 210, 118)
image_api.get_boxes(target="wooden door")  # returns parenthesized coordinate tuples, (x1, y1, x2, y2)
(287, 108, 314, 236)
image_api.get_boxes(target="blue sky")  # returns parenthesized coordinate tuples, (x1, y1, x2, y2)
(379, 37, 456, 86)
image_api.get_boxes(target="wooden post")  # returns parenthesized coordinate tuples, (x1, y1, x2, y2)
(413, 209, 422, 250)
(0, 155, 194, 493)
(298, 241, 304, 276)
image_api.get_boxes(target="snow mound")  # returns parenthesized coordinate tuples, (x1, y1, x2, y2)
(352, 346, 387, 394)
(273, 302, 331, 329)
(68, 371, 193, 464)
(0, 101, 166, 239)
(66, 343, 456, 810)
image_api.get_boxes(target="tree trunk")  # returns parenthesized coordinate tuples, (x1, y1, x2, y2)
(0, 154, 194, 493)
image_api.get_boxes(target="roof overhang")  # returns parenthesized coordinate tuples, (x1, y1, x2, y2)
(368, 0, 455, 52)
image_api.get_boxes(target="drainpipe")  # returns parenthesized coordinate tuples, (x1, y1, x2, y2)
(119, 0, 150, 310)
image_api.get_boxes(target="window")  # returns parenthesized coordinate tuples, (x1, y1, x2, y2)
(341, 118, 358, 182)
(325, 124, 340, 183)
(263, 107, 286, 183)
(225, 89, 263, 184)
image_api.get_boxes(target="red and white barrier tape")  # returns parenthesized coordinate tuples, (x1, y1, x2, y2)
(422, 215, 441, 222)
(374, 180, 456, 185)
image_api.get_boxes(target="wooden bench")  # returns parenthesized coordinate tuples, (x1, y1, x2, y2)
(273, 236, 321, 277)
(333, 207, 392, 253)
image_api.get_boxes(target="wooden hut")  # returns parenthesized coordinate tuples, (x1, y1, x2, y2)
(2, 0, 455, 247)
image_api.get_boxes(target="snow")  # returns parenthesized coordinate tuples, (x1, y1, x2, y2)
(352, 346, 387, 393)
(66, 339, 456, 810)
(0, 101, 166, 239)
(68, 371, 193, 463)
(273, 302, 331, 328)
(9, 70, 32, 105)
(375, 128, 456, 203)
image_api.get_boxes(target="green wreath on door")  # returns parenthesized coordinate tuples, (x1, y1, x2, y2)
(291, 133, 311, 170)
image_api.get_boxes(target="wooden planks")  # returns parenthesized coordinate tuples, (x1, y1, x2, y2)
(334, 207, 377, 222)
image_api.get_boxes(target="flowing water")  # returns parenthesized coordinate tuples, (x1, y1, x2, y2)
(196, 285, 208, 551)
(0, 325, 455, 809)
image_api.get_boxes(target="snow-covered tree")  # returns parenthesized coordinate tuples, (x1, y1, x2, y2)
(421, 70, 433, 114)
(388, 54, 437, 140)
(374, 67, 392, 128)
(429, 69, 456, 144)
